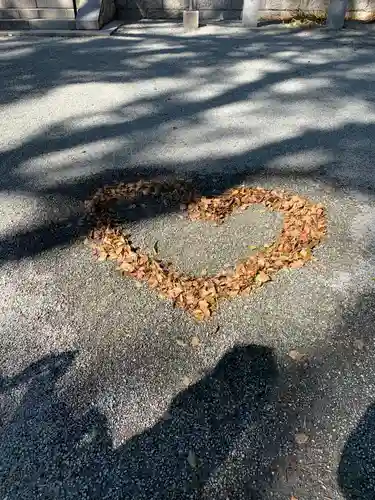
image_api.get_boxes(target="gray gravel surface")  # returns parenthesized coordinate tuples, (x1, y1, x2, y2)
(1, 24, 375, 499)
(129, 204, 283, 275)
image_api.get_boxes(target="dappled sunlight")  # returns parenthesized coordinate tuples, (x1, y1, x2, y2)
(228, 58, 291, 84)
(0, 45, 34, 61)
(0, 192, 42, 237)
(0, 28, 375, 259)
(2, 25, 375, 500)
(345, 63, 375, 80)
(272, 77, 331, 94)
(267, 149, 332, 172)
(272, 49, 302, 60)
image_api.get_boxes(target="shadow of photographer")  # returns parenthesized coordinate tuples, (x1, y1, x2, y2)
(0, 344, 290, 499)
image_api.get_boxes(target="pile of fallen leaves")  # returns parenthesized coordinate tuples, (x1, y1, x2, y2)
(282, 8, 326, 28)
(84, 179, 326, 320)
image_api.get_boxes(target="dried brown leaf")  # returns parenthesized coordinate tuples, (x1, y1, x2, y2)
(289, 260, 305, 269)
(120, 262, 135, 272)
(186, 293, 198, 307)
(255, 271, 271, 284)
(295, 433, 309, 445)
(198, 299, 211, 318)
(288, 350, 305, 362)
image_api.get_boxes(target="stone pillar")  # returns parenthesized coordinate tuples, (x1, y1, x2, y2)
(183, 9, 199, 31)
(242, 0, 260, 27)
(76, 0, 116, 29)
(327, 0, 348, 29)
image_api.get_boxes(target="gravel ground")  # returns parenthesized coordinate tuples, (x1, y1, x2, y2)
(1, 24, 375, 499)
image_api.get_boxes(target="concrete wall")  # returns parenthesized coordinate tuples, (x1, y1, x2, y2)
(0, 0, 76, 29)
(116, 0, 375, 21)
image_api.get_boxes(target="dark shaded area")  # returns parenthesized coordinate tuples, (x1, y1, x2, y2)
(337, 291, 375, 500)
(1, 292, 375, 498)
(0, 351, 112, 499)
(339, 404, 375, 499)
(1, 31, 375, 262)
(0, 344, 296, 499)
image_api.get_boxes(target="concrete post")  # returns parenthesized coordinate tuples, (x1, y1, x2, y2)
(327, 0, 348, 29)
(183, 0, 199, 32)
(242, 0, 260, 27)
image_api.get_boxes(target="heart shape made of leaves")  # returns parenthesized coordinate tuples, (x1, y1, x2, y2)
(84, 179, 326, 320)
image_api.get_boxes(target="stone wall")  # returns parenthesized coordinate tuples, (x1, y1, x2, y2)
(116, 0, 375, 21)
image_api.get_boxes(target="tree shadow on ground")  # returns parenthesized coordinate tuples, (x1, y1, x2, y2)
(1, 30, 375, 263)
(0, 344, 297, 499)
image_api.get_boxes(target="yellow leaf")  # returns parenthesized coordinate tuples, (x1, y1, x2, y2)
(255, 271, 271, 284)
(193, 309, 205, 321)
(300, 247, 311, 259)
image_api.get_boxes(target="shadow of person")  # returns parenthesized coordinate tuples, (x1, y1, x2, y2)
(338, 403, 375, 500)
(0, 345, 283, 500)
(0, 351, 113, 499)
(108, 344, 280, 500)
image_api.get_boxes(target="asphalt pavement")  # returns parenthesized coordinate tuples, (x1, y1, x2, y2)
(1, 23, 375, 499)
